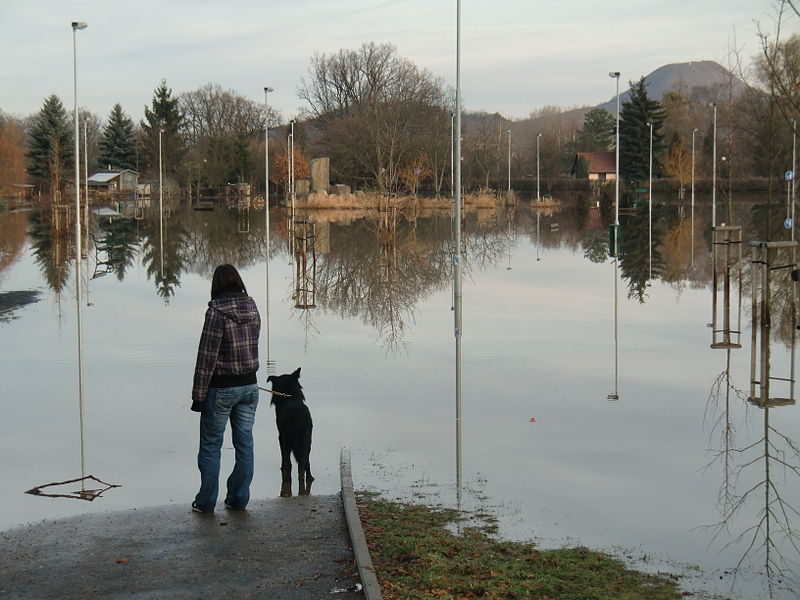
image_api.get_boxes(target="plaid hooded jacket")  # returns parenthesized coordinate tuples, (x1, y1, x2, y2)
(192, 293, 260, 404)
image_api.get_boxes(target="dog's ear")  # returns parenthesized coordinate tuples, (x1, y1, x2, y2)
(292, 367, 301, 378)
(267, 375, 275, 383)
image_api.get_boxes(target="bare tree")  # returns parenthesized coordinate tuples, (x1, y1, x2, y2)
(298, 42, 449, 194)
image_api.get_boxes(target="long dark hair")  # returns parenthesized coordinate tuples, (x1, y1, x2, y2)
(211, 264, 247, 299)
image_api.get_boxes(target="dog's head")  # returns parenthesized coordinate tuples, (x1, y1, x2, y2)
(266, 367, 304, 404)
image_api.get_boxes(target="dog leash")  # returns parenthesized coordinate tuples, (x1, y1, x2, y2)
(258, 386, 293, 398)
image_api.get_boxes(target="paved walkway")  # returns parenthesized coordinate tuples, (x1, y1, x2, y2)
(0, 453, 380, 600)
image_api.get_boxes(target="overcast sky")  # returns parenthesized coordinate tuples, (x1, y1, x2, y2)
(0, 0, 791, 124)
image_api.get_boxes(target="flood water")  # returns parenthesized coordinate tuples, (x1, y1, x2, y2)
(1, 193, 800, 599)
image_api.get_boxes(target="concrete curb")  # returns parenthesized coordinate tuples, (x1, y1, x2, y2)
(340, 448, 383, 600)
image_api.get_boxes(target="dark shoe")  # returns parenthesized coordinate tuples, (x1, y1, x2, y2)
(192, 501, 211, 514)
(224, 500, 245, 511)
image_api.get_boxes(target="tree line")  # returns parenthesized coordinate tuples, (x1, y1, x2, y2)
(0, 10, 798, 201)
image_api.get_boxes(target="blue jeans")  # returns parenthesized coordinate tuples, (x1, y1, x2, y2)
(195, 384, 259, 512)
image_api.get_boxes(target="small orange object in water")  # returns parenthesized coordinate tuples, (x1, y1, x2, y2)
(529, 417, 537, 423)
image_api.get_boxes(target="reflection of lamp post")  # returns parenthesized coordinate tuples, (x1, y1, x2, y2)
(691, 127, 698, 268)
(536, 132, 542, 201)
(647, 121, 653, 280)
(507, 128, 512, 192)
(710, 102, 717, 229)
(71, 19, 88, 481)
(264, 86, 273, 366)
(608, 257, 620, 401)
(158, 126, 164, 276)
(609, 71, 621, 253)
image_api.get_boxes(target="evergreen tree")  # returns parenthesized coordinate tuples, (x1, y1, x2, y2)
(576, 107, 615, 151)
(26, 95, 73, 193)
(619, 78, 666, 182)
(140, 80, 185, 179)
(98, 104, 137, 171)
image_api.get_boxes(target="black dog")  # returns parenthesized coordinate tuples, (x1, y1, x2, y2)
(266, 368, 313, 497)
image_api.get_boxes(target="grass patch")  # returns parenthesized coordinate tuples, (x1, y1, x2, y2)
(357, 492, 682, 600)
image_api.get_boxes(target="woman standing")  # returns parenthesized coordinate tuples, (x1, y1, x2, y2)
(191, 264, 260, 513)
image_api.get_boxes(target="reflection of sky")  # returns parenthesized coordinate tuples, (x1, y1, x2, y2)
(1, 209, 799, 600)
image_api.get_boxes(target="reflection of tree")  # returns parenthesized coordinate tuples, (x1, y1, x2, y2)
(28, 206, 74, 294)
(618, 204, 666, 302)
(706, 401, 800, 596)
(139, 209, 187, 303)
(181, 205, 267, 277)
(92, 216, 140, 281)
(660, 217, 693, 290)
(314, 211, 452, 353)
(0, 211, 27, 285)
(704, 349, 747, 536)
(703, 259, 800, 596)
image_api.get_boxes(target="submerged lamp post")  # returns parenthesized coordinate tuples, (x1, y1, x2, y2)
(536, 132, 542, 201)
(264, 86, 273, 363)
(647, 120, 653, 279)
(71, 19, 87, 480)
(507, 128, 512, 193)
(454, 0, 464, 501)
(692, 127, 698, 267)
(608, 71, 620, 401)
(609, 71, 620, 253)
(710, 102, 717, 229)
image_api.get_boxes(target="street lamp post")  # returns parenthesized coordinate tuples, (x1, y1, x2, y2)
(691, 127, 698, 268)
(71, 20, 88, 481)
(454, 0, 463, 503)
(536, 133, 542, 201)
(609, 71, 621, 253)
(264, 86, 273, 363)
(290, 119, 295, 219)
(647, 120, 653, 279)
(793, 118, 797, 241)
(608, 71, 620, 402)
(507, 128, 512, 193)
(450, 112, 455, 199)
(710, 102, 717, 229)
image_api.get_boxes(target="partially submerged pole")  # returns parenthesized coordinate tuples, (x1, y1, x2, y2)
(454, 0, 463, 500)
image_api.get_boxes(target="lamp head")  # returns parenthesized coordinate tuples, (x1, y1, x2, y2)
(71, 22, 87, 30)
(264, 86, 273, 93)
(608, 71, 620, 78)
(693, 127, 699, 132)
(537, 132, 542, 138)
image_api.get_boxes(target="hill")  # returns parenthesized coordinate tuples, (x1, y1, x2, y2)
(597, 60, 746, 112)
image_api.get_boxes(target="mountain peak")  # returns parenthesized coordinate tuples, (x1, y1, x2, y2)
(598, 60, 745, 111)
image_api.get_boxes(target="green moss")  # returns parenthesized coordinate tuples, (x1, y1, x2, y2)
(357, 492, 682, 600)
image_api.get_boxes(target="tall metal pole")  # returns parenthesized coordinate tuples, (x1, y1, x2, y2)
(609, 72, 620, 254)
(158, 127, 164, 276)
(536, 133, 542, 201)
(290, 119, 295, 220)
(692, 127, 697, 268)
(71, 20, 87, 482)
(83, 120, 89, 303)
(792, 119, 797, 241)
(264, 87, 273, 366)
(711, 103, 717, 229)
(83, 120, 89, 247)
(450, 112, 454, 199)
(648, 121, 653, 280)
(454, 0, 463, 503)
(507, 128, 511, 193)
